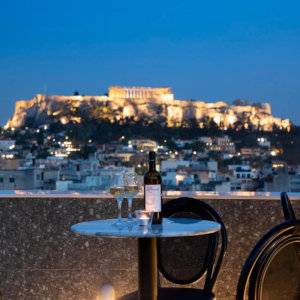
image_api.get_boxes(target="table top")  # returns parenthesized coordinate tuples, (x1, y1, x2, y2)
(71, 217, 221, 238)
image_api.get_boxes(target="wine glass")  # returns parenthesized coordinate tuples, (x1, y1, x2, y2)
(109, 173, 125, 227)
(124, 172, 139, 222)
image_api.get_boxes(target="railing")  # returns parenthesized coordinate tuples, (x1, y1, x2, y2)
(0, 192, 299, 299)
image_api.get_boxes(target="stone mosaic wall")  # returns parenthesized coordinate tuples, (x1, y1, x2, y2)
(0, 196, 299, 299)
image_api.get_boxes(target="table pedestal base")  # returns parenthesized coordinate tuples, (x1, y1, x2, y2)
(138, 238, 158, 300)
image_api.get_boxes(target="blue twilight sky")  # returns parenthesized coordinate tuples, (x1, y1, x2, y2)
(0, 0, 300, 125)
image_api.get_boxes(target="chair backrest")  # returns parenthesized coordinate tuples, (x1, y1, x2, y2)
(157, 197, 227, 292)
(281, 192, 296, 221)
(236, 220, 300, 300)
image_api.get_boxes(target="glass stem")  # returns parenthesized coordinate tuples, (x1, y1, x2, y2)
(128, 197, 133, 219)
(117, 197, 123, 221)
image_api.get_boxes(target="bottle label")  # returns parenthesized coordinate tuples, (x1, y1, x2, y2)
(145, 185, 161, 212)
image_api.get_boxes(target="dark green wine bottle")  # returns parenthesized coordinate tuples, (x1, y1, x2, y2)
(144, 151, 162, 224)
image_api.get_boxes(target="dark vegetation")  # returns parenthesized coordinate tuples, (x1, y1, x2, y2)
(50, 118, 300, 164)
(2, 116, 300, 164)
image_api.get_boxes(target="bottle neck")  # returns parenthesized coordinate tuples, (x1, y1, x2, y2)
(149, 160, 156, 171)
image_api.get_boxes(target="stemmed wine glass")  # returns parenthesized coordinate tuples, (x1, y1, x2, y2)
(109, 173, 125, 227)
(124, 172, 139, 222)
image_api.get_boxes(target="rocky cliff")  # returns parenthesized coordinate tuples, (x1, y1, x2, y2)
(5, 86, 291, 131)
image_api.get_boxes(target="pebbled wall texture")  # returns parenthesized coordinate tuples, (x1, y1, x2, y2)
(0, 195, 299, 299)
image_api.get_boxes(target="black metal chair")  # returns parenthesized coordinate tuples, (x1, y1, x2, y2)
(157, 197, 228, 300)
(237, 216, 300, 299)
(281, 192, 296, 221)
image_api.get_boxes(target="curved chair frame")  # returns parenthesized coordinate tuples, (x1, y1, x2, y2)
(252, 236, 300, 299)
(236, 220, 300, 300)
(281, 192, 296, 221)
(158, 197, 227, 292)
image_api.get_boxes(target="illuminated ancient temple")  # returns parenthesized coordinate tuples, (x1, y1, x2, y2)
(5, 86, 291, 131)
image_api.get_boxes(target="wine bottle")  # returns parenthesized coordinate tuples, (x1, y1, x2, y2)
(144, 151, 162, 224)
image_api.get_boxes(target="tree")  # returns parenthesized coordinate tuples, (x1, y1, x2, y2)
(190, 141, 205, 152)
(24, 117, 36, 128)
(80, 145, 96, 159)
(37, 131, 44, 146)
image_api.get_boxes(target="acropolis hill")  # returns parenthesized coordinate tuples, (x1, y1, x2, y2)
(5, 86, 291, 131)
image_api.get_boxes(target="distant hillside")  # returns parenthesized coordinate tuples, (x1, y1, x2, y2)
(5, 86, 291, 132)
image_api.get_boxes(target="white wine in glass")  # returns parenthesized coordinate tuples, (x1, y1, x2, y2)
(110, 186, 125, 197)
(109, 174, 126, 227)
(124, 185, 139, 197)
(124, 173, 140, 221)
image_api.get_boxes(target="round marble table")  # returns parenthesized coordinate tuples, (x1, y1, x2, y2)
(71, 218, 220, 300)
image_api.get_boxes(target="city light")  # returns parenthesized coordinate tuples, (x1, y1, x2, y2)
(0, 86, 296, 196)
(1, 154, 14, 159)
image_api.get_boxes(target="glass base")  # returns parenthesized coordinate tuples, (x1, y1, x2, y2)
(126, 215, 134, 223)
(112, 218, 124, 228)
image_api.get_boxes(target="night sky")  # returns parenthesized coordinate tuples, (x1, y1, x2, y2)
(0, 0, 300, 125)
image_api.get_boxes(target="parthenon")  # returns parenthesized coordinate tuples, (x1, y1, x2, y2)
(108, 86, 174, 101)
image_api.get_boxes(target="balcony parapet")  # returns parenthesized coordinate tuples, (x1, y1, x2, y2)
(1, 190, 300, 200)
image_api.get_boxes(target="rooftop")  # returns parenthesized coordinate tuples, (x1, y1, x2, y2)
(0, 191, 299, 299)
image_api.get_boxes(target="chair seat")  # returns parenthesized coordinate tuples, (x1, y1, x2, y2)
(120, 288, 214, 300)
